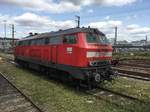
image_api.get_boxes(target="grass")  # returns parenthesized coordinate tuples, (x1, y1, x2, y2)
(0, 62, 119, 112)
(113, 51, 150, 60)
(103, 78, 150, 101)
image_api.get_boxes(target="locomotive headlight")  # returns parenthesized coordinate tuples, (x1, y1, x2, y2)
(86, 51, 99, 58)
(86, 51, 112, 58)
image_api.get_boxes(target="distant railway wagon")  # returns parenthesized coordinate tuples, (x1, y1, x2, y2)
(14, 27, 114, 87)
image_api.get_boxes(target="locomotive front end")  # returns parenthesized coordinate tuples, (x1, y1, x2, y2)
(83, 29, 114, 85)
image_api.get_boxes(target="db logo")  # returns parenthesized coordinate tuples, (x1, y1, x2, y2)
(66, 47, 72, 54)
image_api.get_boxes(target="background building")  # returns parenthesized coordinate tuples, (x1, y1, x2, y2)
(0, 37, 18, 52)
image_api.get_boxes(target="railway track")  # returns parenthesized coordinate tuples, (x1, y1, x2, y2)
(0, 72, 43, 112)
(86, 86, 144, 103)
(84, 86, 145, 112)
(119, 63, 150, 68)
(118, 72, 150, 81)
(112, 59, 150, 81)
(113, 67, 150, 81)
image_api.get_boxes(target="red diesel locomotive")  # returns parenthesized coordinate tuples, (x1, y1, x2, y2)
(14, 27, 114, 86)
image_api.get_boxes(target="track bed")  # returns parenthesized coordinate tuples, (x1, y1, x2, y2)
(0, 72, 42, 112)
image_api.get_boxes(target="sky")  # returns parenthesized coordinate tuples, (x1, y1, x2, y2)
(0, 0, 150, 42)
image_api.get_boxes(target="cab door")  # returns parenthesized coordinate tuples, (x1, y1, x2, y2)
(50, 36, 62, 64)
(62, 34, 78, 66)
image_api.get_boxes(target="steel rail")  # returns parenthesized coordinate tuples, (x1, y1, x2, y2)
(0, 72, 43, 112)
(84, 86, 145, 112)
(112, 67, 150, 79)
(96, 87, 145, 103)
(119, 63, 150, 68)
(118, 72, 150, 81)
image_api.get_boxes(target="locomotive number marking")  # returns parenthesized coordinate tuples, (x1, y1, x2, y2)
(66, 47, 72, 54)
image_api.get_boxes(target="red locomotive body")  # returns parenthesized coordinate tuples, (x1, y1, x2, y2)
(14, 28, 114, 86)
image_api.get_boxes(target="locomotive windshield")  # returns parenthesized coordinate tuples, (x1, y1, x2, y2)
(86, 33, 109, 44)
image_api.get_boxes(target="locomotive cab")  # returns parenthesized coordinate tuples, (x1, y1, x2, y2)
(78, 29, 114, 85)
(85, 32, 112, 66)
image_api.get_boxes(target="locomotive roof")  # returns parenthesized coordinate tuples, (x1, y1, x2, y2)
(19, 27, 105, 41)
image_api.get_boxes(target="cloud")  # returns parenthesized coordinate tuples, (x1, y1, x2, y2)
(126, 15, 137, 20)
(63, 0, 92, 6)
(87, 20, 150, 41)
(0, 14, 13, 24)
(0, 0, 137, 13)
(98, 0, 136, 6)
(0, 0, 81, 13)
(88, 20, 122, 29)
(126, 24, 139, 30)
(14, 13, 50, 27)
(87, 9, 94, 13)
(1, 12, 149, 41)
(13, 13, 76, 30)
(64, 0, 136, 6)
(104, 16, 110, 20)
(127, 24, 150, 34)
(0, 13, 76, 37)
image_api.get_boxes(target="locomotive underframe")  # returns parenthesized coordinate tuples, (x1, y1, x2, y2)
(15, 56, 114, 85)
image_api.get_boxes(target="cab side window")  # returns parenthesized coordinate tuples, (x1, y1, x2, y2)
(63, 35, 77, 44)
(23, 40, 29, 46)
(30, 39, 37, 45)
(18, 41, 21, 46)
(50, 36, 61, 44)
(45, 38, 49, 44)
(36, 38, 45, 45)
(18, 41, 24, 46)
